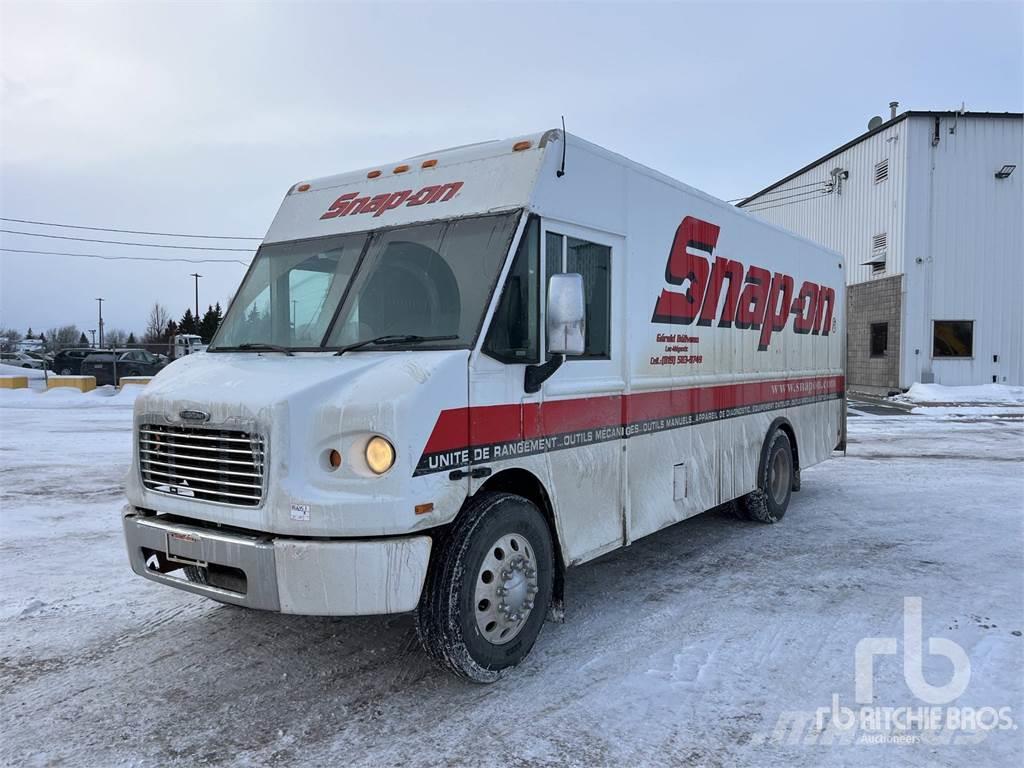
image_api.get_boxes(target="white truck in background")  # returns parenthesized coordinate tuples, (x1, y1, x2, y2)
(169, 334, 206, 359)
(122, 130, 845, 681)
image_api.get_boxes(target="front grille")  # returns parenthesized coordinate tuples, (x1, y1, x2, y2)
(139, 424, 265, 507)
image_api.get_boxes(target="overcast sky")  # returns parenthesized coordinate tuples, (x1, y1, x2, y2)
(1, 0, 1021, 338)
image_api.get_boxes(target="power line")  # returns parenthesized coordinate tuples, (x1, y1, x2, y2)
(0, 216, 262, 241)
(741, 189, 833, 214)
(0, 228, 256, 252)
(726, 179, 832, 204)
(0, 247, 249, 265)
(733, 185, 827, 208)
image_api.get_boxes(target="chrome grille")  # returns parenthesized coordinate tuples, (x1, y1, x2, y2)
(139, 424, 265, 507)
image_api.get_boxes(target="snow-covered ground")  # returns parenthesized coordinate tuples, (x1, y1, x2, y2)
(0, 362, 46, 380)
(1, 392, 1021, 767)
(893, 382, 1024, 418)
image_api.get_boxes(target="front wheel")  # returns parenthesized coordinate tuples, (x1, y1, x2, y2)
(416, 492, 555, 683)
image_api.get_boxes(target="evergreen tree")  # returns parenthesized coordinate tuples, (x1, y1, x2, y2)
(127, 332, 137, 345)
(199, 303, 224, 343)
(179, 308, 198, 335)
(163, 319, 178, 341)
(78, 332, 88, 345)
(39, 332, 47, 344)
(26, 328, 34, 339)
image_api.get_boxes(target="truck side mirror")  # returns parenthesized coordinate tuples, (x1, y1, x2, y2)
(546, 273, 586, 356)
(524, 274, 586, 394)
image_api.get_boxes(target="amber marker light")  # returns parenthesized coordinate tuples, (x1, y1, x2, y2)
(367, 170, 382, 179)
(415, 503, 434, 515)
(421, 159, 438, 168)
(393, 164, 410, 174)
(328, 449, 342, 469)
(512, 140, 532, 152)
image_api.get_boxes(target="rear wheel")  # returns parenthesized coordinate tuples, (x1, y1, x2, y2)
(416, 492, 554, 683)
(742, 429, 794, 523)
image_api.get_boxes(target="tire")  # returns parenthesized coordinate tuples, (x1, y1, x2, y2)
(416, 492, 555, 683)
(742, 429, 794, 524)
(183, 565, 240, 607)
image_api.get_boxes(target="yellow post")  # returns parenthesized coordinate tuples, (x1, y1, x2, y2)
(46, 376, 97, 393)
(119, 376, 152, 387)
(0, 376, 29, 389)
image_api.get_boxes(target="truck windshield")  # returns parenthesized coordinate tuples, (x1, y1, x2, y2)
(211, 211, 520, 352)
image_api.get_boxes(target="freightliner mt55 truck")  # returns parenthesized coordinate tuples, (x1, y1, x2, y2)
(123, 130, 846, 681)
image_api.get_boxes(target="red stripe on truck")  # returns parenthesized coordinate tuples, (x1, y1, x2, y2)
(424, 374, 844, 455)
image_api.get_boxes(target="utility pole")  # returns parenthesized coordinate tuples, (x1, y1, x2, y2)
(95, 298, 105, 348)
(88, 329, 96, 348)
(190, 273, 202, 320)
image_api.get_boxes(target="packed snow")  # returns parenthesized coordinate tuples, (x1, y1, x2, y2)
(893, 382, 1024, 418)
(0, 362, 46, 380)
(0, 394, 1021, 767)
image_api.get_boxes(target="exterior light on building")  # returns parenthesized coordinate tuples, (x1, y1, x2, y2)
(995, 164, 1016, 179)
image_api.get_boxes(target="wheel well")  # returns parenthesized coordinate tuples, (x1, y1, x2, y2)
(476, 468, 566, 617)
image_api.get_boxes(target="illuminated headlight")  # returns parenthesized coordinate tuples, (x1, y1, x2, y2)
(365, 436, 395, 475)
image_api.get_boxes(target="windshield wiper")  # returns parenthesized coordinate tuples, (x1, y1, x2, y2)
(334, 334, 458, 356)
(215, 343, 295, 356)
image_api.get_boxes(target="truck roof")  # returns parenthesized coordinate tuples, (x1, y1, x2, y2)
(263, 129, 843, 264)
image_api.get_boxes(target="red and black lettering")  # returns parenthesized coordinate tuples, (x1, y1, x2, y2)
(320, 181, 464, 221)
(653, 215, 838, 350)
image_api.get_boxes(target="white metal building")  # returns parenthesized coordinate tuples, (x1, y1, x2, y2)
(739, 109, 1023, 392)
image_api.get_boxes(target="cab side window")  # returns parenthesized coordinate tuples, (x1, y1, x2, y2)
(546, 232, 611, 359)
(483, 216, 540, 363)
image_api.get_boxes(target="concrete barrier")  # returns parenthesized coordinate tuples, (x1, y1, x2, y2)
(46, 376, 97, 393)
(0, 375, 29, 389)
(119, 376, 152, 387)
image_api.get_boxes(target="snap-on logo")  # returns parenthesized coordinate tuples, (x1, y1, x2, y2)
(652, 216, 837, 351)
(320, 181, 464, 220)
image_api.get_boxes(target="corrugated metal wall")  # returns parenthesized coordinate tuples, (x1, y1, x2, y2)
(742, 114, 1022, 388)
(902, 115, 1023, 387)
(740, 120, 908, 286)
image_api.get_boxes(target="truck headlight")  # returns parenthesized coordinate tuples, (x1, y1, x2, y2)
(366, 436, 395, 474)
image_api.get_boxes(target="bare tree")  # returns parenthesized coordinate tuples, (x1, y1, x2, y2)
(144, 303, 171, 343)
(0, 328, 23, 352)
(105, 329, 129, 348)
(44, 325, 81, 352)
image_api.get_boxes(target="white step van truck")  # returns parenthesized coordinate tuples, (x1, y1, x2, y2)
(123, 131, 845, 681)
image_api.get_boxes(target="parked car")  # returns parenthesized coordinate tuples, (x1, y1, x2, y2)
(1, 351, 46, 369)
(81, 349, 167, 385)
(51, 348, 97, 376)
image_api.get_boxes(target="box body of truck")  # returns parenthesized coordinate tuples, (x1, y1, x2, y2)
(123, 130, 844, 678)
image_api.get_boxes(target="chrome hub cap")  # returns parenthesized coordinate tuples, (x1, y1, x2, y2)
(769, 447, 791, 505)
(474, 533, 538, 645)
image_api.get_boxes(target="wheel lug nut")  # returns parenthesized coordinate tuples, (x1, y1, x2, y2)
(496, 587, 507, 596)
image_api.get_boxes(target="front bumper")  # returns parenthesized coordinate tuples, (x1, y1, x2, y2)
(122, 506, 432, 615)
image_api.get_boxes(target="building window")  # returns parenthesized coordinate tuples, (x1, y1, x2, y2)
(546, 231, 611, 359)
(874, 159, 889, 184)
(933, 320, 974, 358)
(870, 323, 888, 357)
